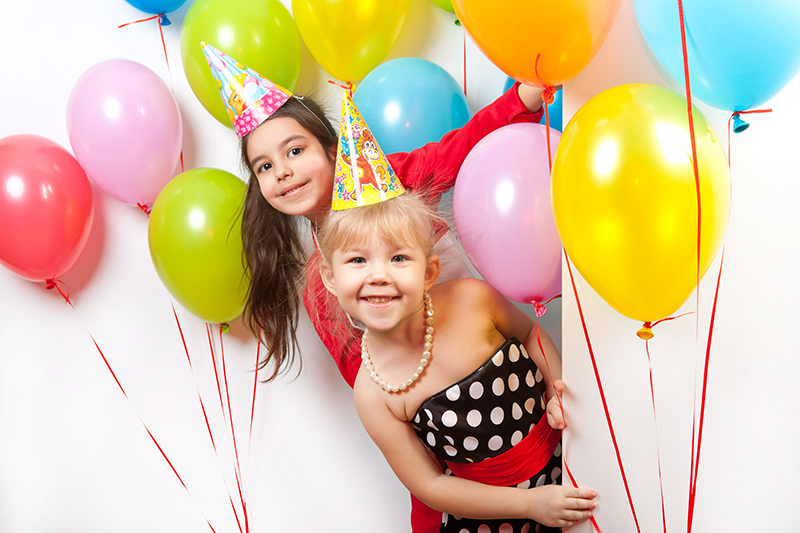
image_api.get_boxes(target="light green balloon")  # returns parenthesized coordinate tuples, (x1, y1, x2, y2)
(180, 0, 302, 128)
(430, 0, 455, 13)
(148, 168, 249, 324)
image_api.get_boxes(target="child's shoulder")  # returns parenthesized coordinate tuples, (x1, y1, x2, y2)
(429, 277, 499, 306)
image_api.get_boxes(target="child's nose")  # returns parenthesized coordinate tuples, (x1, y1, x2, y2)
(366, 262, 390, 283)
(275, 161, 292, 181)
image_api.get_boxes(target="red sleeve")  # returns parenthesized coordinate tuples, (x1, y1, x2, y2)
(387, 82, 543, 202)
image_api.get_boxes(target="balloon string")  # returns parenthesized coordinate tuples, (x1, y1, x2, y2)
(687, 243, 726, 533)
(564, 459, 602, 533)
(170, 304, 245, 533)
(137, 203, 152, 216)
(564, 250, 642, 533)
(248, 332, 261, 459)
(534, 54, 556, 171)
(49, 284, 218, 532)
(727, 109, 773, 166)
(644, 339, 668, 533)
(326, 80, 355, 96)
(532, 293, 561, 318)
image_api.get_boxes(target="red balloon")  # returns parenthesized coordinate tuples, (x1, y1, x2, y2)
(0, 135, 94, 282)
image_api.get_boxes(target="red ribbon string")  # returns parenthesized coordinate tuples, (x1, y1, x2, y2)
(727, 109, 773, 166)
(137, 203, 152, 216)
(248, 334, 261, 458)
(565, 250, 642, 533)
(534, 54, 556, 170)
(326, 80, 355, 96)
(644, 340, 668, 533)
(50, 284, 217, 532)
(564, 459, 602, 533)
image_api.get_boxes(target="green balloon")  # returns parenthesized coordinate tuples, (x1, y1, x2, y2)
(148, 168, 249, 324)
(430, 0, 455, 13)
(180, 0, 302, 127)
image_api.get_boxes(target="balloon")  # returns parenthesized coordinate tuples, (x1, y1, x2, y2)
(453, 123, 562, 306)
(453, 0, 622, 87)
(0, 135, 94, 282)
(633, 0, 800, 111)
(181, 0, 301, 127)
(66, 59, 182, 207)
(503, 77, 562, 131)
(292, 0, 411, 82)
(148, 168, 248, 324)
(429, 0, 455, 13)
(123, 0, 187, 15)
(552, 84, 731, 323)
(353, 58, 470, 154)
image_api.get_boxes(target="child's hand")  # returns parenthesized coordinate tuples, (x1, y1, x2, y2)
(546, 380, 566, 430)
(528, 484, 597, 528)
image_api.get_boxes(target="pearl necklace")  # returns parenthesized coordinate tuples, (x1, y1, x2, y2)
(360, 291, 434, 393)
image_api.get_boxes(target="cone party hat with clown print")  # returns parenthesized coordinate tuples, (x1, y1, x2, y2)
(201, 42, 292, 138)
(332, 91, 405, 210)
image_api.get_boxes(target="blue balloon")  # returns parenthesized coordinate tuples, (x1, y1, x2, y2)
(632, 0, 800, 111)
(353, 58, 470, 155)
(502, 77, 562, 132)
(124, 0, 187, 15)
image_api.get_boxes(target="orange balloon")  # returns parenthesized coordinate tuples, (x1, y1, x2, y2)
(452, 0, 622, 87)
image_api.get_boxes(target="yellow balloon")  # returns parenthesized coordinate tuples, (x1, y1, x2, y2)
(292, 0, 411, 82)
(552, 84, 730, 323)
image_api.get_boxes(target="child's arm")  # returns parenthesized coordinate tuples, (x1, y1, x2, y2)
(354, 385, 596, 527)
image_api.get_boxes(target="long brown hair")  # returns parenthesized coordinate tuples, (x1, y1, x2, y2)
(240, 95, 337, 381)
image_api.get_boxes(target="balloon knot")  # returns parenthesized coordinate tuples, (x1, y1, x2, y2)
(731, 113, 750, 134)
(158, 14, 171, 26)
(532, 301, 548, 318)
(137, 203, 152, 216)
(45, 280, 56, 290)
(542, 86, 556, 106)
(637, 322, 655, 340)
(220, 323, 231, 334)
(454, 19, 462, 27)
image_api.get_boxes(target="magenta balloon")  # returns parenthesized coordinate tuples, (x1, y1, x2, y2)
(453, 123, 562, 305)
(67, 59, 182, 206)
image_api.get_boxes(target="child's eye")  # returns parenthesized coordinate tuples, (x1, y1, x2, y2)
(347, 256, 366, 264)
(391, 255, 408, 263)
(257, 162, 272, 173)
(288, 147, 304, 157)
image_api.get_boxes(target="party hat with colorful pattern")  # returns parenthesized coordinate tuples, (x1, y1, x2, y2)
(201, 42, 292, 138)
(332, 91, 405, 210)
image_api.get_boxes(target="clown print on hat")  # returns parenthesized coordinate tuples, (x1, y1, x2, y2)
(201, 42, 292, 138)
(332, 91, 405, 211)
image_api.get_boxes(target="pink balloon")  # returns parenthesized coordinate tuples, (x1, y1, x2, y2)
(67, 59, 182, 206)
(453, 123, 562, 305)
(0, 135, 94, 282)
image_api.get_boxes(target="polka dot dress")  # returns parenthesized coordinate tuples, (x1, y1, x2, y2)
(412, 338, 562, 533)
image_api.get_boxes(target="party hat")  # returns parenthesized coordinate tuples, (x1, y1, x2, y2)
(201, 42, 292, 138)
(332, 91, 405, 210)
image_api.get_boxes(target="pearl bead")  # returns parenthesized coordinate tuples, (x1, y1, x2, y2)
(424, 342, 433, 352)
(420, 359, 429, 367)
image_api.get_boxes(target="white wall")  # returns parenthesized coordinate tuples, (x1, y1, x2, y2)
(0, 0, 796, 532)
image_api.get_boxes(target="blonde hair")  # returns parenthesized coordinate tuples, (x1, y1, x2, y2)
(318, 192, 443, 263)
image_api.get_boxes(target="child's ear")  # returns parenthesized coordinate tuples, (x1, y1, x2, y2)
(424, 254, 441, 291)
(319, 262, 338, 296)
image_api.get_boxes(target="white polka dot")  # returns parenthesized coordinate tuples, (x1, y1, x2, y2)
(508, 344, 520, 362)
(521, 524, 531, 533)
(551, 466, 562, 482)
(446, 385, 461, 401)
(511, 430, 523, 445)
(491, 406, 504, 425)
(460, 529, 469, 533)
(525, 397, 536, 414)
(540, 395, 546, 410)
(478, 525, 491, 533)
(414, 413, 421, 424)
(492, 350, 504, 367)
(535, 525, 541, 533)
(554, 443, 562, 457)
(517, 479, 530, 489)
(463, 436, 479, 451)
(536, 474, 546, 487)
(526, 370, 535, 387)
(508, 373, 520, 391)
(520, 345, 530, 358)
(535, 368, 543, 382)
(492, 377, 505, 396)
(488, 435, 503, 451)
(512, 402, 523, 420)
(442, 410, 458, 427)
(425, 409, 437, 429)
(444, 445, 458, 457)
(499, 524, 513, 533)
(445, 435, 454, 445)
(467, 409, 482, 427)
(426, 432, 436, 446)
(469, 381, 484, 399)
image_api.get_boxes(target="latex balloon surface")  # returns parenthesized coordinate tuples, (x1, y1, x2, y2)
(454, 123, 562, 305)
(453, 0, 621, 87)
(181, 0, 301, 127)
(552, 84, 731, 322)
(353, 58, 469, 154)
(124, 0, 187, 14)
(633, 0, 800, 111)
(0, 135, 94, 282)
(429, 0, 454, 13)
(67, 59, 182, 206)
(148, 168, 248, 324)
(292, 0, 410, 82)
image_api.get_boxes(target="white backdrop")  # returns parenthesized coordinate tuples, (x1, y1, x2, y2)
(0, 0, 797, 532)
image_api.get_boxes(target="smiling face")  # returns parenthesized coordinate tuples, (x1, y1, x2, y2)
(246, 116, 336, 224)
(323, 234, 440, 335)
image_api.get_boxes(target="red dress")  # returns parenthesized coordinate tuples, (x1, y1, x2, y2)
(302, 84, 543, 532)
